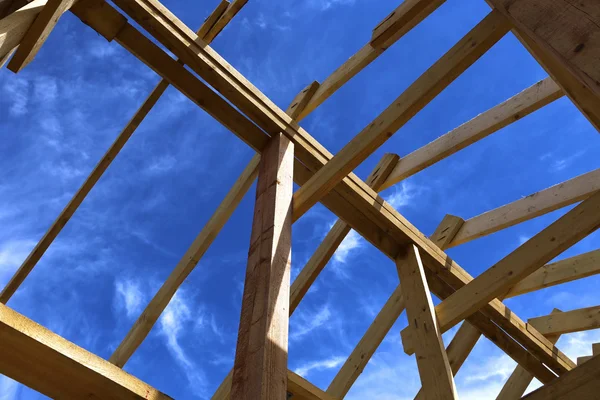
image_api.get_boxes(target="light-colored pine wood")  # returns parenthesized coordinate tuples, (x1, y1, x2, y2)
(109, 154, 260, 367)
(496, 309, 562, 400)
(436, 190, 600, 334)
(506, 249, 600, 298)
(0, 0, 46, 60)
(447, 168, 600, 248)
(430, 214, 465, 250)
(196, 0, 228, 40)
(0, 303, 172, 399)
(529, 305, 600, 336)
(488, 0, 600, 132)
(396, 244, 458, 399)
(202, 0, 247, 43)
(523, 353, 600, 400)
(380, 77, 563, 190)
(286, 81, 320, 121)
(326, 284, 404, 398)
(77, 1, 573, 377)
(370, 0, 445, 50)
(231, 133, 293, 400)
(1, 1, 239, 304)
(292, 11, 511, 219)
(7, 0, 76, 72)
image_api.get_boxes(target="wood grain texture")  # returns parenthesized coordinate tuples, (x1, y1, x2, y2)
(231, 133, 293, 400)
(380, 77, 563, 190)
(0, 0, 46, 60)
(430, 214, 465, 250)
(202, 0, 247, 43)
(529, 305, 600, 336)
(0, 303, 173, 399)
(196, 0, 228, 40)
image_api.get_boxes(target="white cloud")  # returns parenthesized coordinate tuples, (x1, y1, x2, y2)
(114, 279, 145, 318)
(3, 76, 29, 116)
(294, 355, 345, 377)
(385, 181, 419, 210)
(290, 303, 331, 341)
(334, 229, 363, 264)
(33, 77, 58, 103)
(462, 354, 516, 384)
(308, 0, 356, 11)
(0, 239, 36, 287)
(518, 235, 530, 245)
(558, 330, 600, 361)
(0, 375, 19, 400)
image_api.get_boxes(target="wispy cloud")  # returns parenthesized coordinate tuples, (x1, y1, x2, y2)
(385, 181, 420, 210)
(3, 76, 29, 116)
(0, 375, 19, 400)
(294, 355, 345, 377)
(0, 239, 35, 288)
(290, 303, 332, 341)
(334, 229, 364, 264)
(114, 279, 145, 319)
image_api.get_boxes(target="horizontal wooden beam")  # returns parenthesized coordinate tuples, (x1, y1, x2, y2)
(0, 303, 172, 399)
(447, 168, 600, 248)
(293, 0, 445, 121)
(436, 190, 600, 338)
(292, 10, 511, 219)
(74, 0, 572, 377)
(380, 77, 563, 190)
(529, 305, 600, 336)
(0, 0, 46, 61)
(523, 352, 600, 400)
(506, 249, 600, 298)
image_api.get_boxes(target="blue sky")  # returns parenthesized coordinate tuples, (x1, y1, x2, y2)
(1, 0, 599, 399)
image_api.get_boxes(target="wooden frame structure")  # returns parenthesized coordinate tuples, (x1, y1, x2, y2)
(1, 0, 599, 398)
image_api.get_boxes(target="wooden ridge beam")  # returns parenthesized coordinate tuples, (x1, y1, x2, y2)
(444, 168, 600, 249)
(0, 0, 47, 61)
(326, 284, 405, 398)
(379, 77, 563, 190)
(7, 0, 76, 72)
(506, 249, 600, 298)
(292, 10, 511, 219)
(292, 0, 445, 122)
(0, 0, 244, 304)
(0, 303, 172, 399)
(523, 352, 600, 400)
(109, 154, 260, 367)
(72, 0, 572, 377)
(529, 305, 600, 336)
(195, 0, 229, 40)
(487, 0, 600, 132)
(202, 0, 247, 43)
(435, 190, 600, 337)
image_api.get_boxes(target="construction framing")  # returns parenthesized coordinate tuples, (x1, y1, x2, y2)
(1, 0, 599, 398)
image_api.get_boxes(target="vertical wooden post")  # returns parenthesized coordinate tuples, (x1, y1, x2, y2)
(231, 133, 294, 400)
(396, 244, 458, 400)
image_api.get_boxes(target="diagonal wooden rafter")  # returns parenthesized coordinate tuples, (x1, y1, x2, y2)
(72, 0, 574, 377)
(0, 0, 47, 61)
(379, 76, 564, 191)
(0, 303, 173, 399)
(529, 305, 600, 336)
(0, 0, 248, 304)
(292, 10, 511, 219)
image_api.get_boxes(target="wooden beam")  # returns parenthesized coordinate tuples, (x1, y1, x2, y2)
(578, 356, 593, 365)
(290, 153, 399, 314)
(379, 77, 563, 190)
(293, 0, 445, 121)
(326, 284, 404, 398)
(523, 353, 600, 400)
(7, 0, 76, 72)
(506, 249, 600, 298)
(446, 168, 600, 248)
(195, 0, 228, 40)
(529, 305, 600, 336)
(109, 154, 260, 367)
(436, 190, 600, 334)
(0, 0, 46, 61)
(496, 309, 562, 400)
(0, 0, 33, 18)
(231, 133, 293, 400)
(0, 303, 172, 399)
(594, 343, 600, 356)
(74, 0, 572, 377)
(487, 0, 600, 132)
(286, 81, 320, 121)
(202, 0, 247, 43)
(292, 11, 511, 219)
(430, 214, 465, 250)
(0, 0, 241, 304)
(396, 244, 458, 399)
(0, 46, 15, 66)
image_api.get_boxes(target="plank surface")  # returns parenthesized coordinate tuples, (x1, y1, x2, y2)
(529, 305, 600, 336)
(506, 249, 600, 298)
(196, 0, 228, 39)
(448, 168, 600, 248)
(396, 244, 458, 399)
(202, 0, 246, 43)
(380, 77, 563, 190)
(0, 0, 46, 60)
(231, 133, 293, 400)
(109, 154, 260, 367)
(430, 214, 464, 249)
(292, 10, 511, 219)
(0, 303, 172, 399)
(7, 0, 76, 71)
(437, 190, 600, 333)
